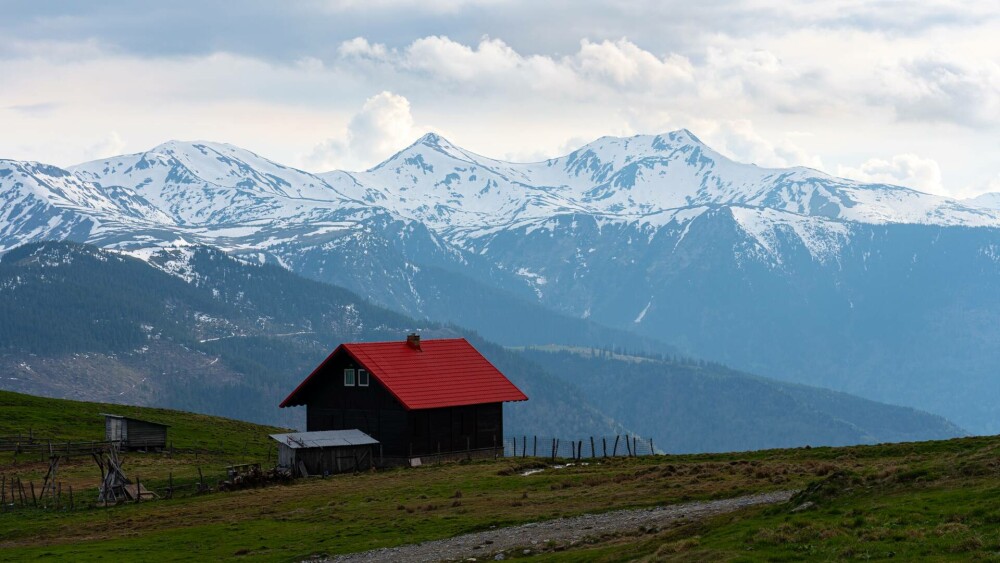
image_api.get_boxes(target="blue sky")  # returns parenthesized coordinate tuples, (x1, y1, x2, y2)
(1, 0, 997, 197)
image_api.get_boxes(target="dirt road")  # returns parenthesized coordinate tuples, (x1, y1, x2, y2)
(329, 490, 794, 562)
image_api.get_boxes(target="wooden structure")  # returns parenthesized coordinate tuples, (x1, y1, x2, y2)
(94, 447, 157, 504)
(102, 414, 168, 451)
(270, 429, 379, 476)
(279, 335, 528, 464)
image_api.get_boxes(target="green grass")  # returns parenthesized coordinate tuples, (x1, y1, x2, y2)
(1, 390, 999, 561)
(518, 438, 1000, 561)
(0, 389, 281, 457)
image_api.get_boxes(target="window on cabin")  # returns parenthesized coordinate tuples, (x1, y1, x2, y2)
(358, 368, 369, 387)
(344, 368, 356, 386)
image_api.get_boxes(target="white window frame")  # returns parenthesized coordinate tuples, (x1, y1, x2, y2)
(344, 368, 356, 386)
(358, 368, 369, 387)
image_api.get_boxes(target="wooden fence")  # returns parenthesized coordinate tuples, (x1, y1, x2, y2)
(503, 435, 657, 460)
(0, 440, 112, 458)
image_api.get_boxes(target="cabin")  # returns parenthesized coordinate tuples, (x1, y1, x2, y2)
(102, 414, 168, 451)
(270, 429, 379, 477)
(279, 335, 528, 464)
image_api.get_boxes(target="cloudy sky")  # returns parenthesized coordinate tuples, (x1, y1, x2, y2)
(2, 1, 998, 197)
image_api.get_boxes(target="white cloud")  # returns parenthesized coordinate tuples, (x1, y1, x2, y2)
(338, 35, 701, 98)
(989, 174, 1000, 192)
(315, 0, 508, 14)
(295, 56, 325, 72)
(83, 131, 127, 160)
(348, 91, 416, 161)
(572, 38, 694, 87)
(0, 22, 997, 197)
(337, 37, 389, 61)
(963, 174, 1000, 200)
(692, 119, 824, 169)
(398, 36, 583, 95)
(879, 54, 1000, 127)
(838, 154, 944, 194)
(305, 91, 418, 171)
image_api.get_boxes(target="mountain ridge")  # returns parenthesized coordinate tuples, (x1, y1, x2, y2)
(6, 131, 1000, 433)
(0, 241, 965, 451)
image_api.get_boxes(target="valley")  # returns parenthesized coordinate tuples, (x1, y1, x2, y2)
(0, 242, 960, 453)
(4, 131, 1000, 433)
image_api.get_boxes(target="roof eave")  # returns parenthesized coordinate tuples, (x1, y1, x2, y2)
(278, 344, 347, 408)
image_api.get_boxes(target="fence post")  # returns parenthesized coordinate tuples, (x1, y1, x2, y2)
(603, 437, 607, 458)
(533, 436, 537, 457)
(633, 437, 638, 457)
(551, 438, 556, 460)
(649, 438, 654, 455)
(590, 437, 595, 458)
(612, 435, 620, 457)
(625, 436, 632, 457)
(512, 436, 516, 458)
(522, 435, 527, 458)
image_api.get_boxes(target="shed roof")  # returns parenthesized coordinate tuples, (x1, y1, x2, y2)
(269, 429, 379, 449)
(279, 337, 528, 410)
(100, 413, 170, 427)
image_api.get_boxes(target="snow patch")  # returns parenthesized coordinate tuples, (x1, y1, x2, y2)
(634, 299, 652, 323)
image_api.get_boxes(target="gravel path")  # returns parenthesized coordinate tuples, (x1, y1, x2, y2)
(328, 490, 795, 562)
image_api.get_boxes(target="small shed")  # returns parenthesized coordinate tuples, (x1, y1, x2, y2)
(270, 429, 379, 477)
(102, 414, 169, 451)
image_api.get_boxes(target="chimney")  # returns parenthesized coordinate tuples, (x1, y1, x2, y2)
(406, 333, 421, 350)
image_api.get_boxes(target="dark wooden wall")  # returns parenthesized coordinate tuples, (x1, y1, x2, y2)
(303, 350, 504, 457)
(305, 351, 409, 456)
(407, 403, 502, 456)
(123, 419, 167, 450)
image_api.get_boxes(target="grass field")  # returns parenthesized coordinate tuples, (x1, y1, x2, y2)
(1, 390, 998, 561)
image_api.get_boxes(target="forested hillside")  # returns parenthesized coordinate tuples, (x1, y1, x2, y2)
(0, 242, 963, 450)
(521, 348, 963, 452)
(0, 242, 619, 436)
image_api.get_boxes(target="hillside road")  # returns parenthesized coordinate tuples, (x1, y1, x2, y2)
(328, 490, 795, 562)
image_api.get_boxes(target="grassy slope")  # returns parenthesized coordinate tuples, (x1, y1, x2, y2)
(536, 438, 1000, 561)
(0, 391, 998, 561)
(0, 390, 280, 456)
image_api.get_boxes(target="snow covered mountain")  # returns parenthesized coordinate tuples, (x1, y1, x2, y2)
(25, 130, 1000, 261)
(964, 192, 1000, 210)
(326, 130, 1000, 236)
(72, 140, 363, 227)
(0, 159, 170, 252)
(5, 130, 1000, 433)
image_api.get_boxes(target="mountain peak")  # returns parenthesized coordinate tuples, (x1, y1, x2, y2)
(371, 132, 478, 171)
(417, 132, 443, 144)
(413, 132, 461, 153)
(666, 128, 704, 146)
(146, 139, 254, 160)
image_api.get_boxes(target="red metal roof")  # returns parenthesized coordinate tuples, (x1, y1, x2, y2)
(279, 338, 528, 410)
